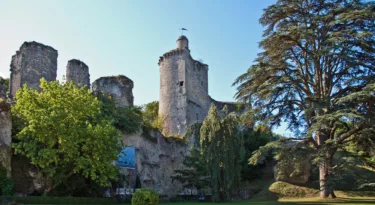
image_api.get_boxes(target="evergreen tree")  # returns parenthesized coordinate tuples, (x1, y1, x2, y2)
(233, 0, 375, 198)
(200, 105, 245, 202)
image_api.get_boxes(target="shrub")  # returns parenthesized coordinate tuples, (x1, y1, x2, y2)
(131, 189, 159, 205)
(1, 177, 14, 196)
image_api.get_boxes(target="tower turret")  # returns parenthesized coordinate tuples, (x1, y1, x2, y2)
(176, 35, 189, 49)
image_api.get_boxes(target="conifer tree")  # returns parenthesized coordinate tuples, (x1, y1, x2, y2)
(233, 0, 375, 198)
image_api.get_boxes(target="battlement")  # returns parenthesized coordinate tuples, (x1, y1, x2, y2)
(158, 48, 186, 65)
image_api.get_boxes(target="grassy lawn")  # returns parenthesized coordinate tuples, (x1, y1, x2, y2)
(161, 195, 375, 205)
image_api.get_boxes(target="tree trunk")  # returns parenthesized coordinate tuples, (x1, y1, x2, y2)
(316, 131, 331, 198)
(318, 148, 336, 199)
(319, 163, 329, 198)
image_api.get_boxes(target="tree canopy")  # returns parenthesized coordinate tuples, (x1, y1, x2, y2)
(12, 79, 122, 193)
(233, 0, 375, 198)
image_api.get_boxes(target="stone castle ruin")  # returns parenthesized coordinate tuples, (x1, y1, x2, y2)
(9, 42, 58, 99)
(92, 75, 134, 107)
(0, 35, 244, 196)
(66, 59, 90, 88)
(159, 35, 244, 136)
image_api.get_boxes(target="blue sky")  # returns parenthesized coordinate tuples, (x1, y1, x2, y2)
(0, 0, 292, 136)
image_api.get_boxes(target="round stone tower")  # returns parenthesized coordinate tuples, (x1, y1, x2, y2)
(158, 36, 209, 136)
(66, 59, 90, 88)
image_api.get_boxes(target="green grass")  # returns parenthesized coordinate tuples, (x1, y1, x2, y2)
(161, 196, 375, 205)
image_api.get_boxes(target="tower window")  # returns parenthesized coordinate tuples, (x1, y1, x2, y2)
(201, 81, 203, 86)
(179, 81, 184, 86)
(196, 113, 199, 121)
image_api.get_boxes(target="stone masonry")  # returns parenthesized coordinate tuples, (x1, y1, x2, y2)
(158, 35, 245, 136)
(66, 59, 90, 88)
(9, 41, 58, 99)
(0, 99, 12, 177)
(92, 75, 134, 107)
(158, 36, 210, 136)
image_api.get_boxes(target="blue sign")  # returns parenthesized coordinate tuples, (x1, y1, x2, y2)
(116, 147, 136, 169)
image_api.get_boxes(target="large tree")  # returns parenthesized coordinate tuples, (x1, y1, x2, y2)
(200, 105, 245, 202)
(12, 79, 122, 194)
(233, 0, 375, 198)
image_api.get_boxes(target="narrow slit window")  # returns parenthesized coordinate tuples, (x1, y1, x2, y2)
(179, 81, 184, 86)
(196, 113, 199, 121)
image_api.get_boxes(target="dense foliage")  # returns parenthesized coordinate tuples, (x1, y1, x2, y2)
(233, 0, 375, 198)
(97, 93, 142, 134)
(0, 77, 9, 94)
(131, 189, 159, 205)
(142, 101, 159, 127)
(141, 101, 165, 133)
(171, 148, 210, 190)
(12, 79, 122, 194)
(200, 105, 245, 202)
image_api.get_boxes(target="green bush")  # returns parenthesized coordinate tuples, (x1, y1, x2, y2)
(131, 189, 159, 205)
(1, 177, 14, 196)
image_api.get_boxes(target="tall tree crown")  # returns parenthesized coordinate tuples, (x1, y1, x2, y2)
(234, 0, 375, 136)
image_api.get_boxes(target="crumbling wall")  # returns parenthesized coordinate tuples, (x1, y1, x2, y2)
(9, 41, 58, 99)
(92, 75, 134, 107)
(66, 59, 90, 88)
(210, 97, 249, 114)
(0, 99, 12, 177)
(122, 126, 199, 197)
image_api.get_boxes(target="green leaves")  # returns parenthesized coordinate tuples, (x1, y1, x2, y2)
(12, 79, 121, 192)
(200, 105, 245, 202)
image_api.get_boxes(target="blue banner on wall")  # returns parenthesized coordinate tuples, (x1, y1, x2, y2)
(116, 147, 136, 169)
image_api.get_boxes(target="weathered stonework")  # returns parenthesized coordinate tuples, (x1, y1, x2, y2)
(0, 81, 6, 99)
(122, 127, 199, 197)
(0, 99, 12, 177)
(92, 75, 134, 107)
(9, 41, 58, 99)
(66, 59, 90, 88)
(11, 155, 47, 194)
(158, 36, 210, 136)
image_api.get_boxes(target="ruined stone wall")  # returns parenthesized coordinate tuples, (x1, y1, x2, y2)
(66, 59, 90, 88)
(92, 75, 134, 107)
(9, 41, 58, 99)
(158, 48, 188, 136)
(0, 99, 12, 177)
(122, 128, 198, 197)
(210, 97, 248, 114)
